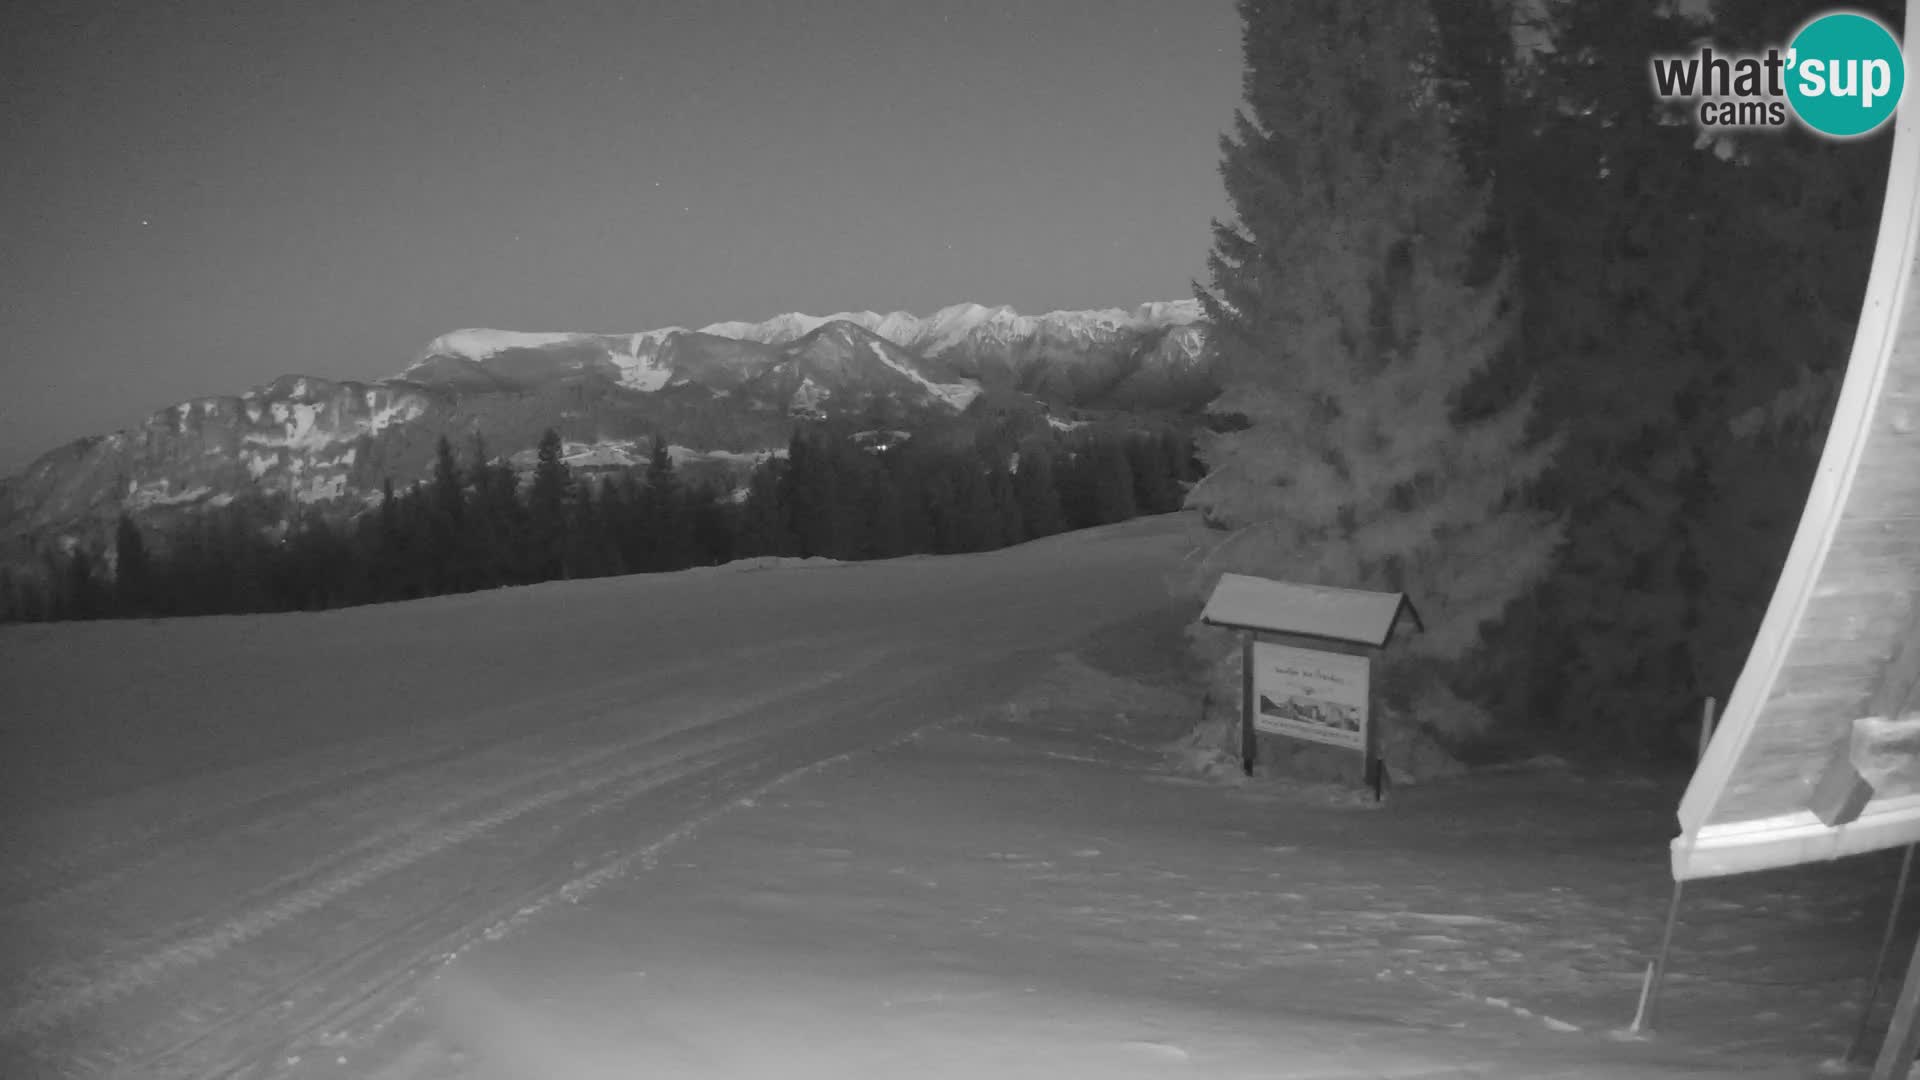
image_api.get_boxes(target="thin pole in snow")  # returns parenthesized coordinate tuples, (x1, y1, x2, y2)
(1634, 697, 1718, 1036)
(1849, 843, 1918, 1065)
(1634, 879, 1686, 1034)
(1871, 921, 1920, 1079)
(1629, 961, 1656, 1032)
(1240, 631, 1256, 777)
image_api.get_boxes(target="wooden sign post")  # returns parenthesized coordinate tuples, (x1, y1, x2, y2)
(1201, 574, 1422, 797)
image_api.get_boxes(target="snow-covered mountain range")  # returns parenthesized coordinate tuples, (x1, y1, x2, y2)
(394, 300, 1206, 403)
(0, 301, 1212, 557)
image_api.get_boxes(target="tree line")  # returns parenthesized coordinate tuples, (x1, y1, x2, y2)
(0, 423, 1195, 622)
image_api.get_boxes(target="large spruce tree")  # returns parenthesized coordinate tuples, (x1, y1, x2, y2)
(641, 435, 689, 571)
(1478, 1, 1894, 756)
(1188, 0, 1561, 741)
(528, 428, 571, 579)
(1013, 446, 1067, 540)
(114, 513, 151, 616)
(1497, 3, 1726, 754)
(1675, 0, 1896, 727)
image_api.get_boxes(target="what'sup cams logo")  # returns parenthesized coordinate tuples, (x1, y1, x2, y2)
(1650, 10, 1906, 138)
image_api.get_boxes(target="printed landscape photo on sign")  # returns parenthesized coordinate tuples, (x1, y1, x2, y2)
(1252, 642, 1369, 753)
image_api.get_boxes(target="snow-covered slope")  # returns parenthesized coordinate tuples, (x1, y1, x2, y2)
(0, 514, 1846, 1079)
(747, 320, 982, 415)
(415, 329, 600, 361)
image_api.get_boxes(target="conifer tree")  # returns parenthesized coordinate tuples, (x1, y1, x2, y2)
(225, 506, 271, 612)
(1188, 0, 1561, 738)
(861, 465, 906, 559)
(686, 485, 735, 566)
(605, 472, 643, 573)
(1496, 3, 1708, 749)
(529, 428, 570, 580)
(114, 513, 151, 616)
(953, 458, 999, 552)
(1159, 429, 1197, 486)
(922, 467, 962, 554)
(374, 477, 405, 595)
(1013, 446, 1067, 540)
(563, 478, 610, 578)
(642, 435, 689, 570)
(38, 549, 65, 621)
(64, 547, 102, 620)
(0, 567, 42, 623)
(889, 453, 934, 554)
(428, 435, 466, 593)
(781, 425, 867, 559)
(1089, 436, 1139, 525)
(1666, 0, 1897, 735)
(737, 458, 795, 558)
(281, 511, 348, 610)
(396, 482, 434, 599)
(1124, 436, 1178, 516)
(987, 457, 1025, 548)
(1067, 445, 1098, 530)
(780, 428, 831, 557)
(469, 450, 524, 587)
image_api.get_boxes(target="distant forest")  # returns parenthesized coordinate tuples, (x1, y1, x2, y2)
(0, 424, 1194, 622)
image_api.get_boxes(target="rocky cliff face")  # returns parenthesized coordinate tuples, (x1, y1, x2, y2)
(0, 301, 1214, 559)
(1, 378, 444, 550)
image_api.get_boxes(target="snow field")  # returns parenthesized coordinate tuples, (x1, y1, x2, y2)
(373, 640, 1856, 1079)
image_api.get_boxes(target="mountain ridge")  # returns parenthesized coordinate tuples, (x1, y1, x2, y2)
(400, 299, 1205, 382)
(0, 300, 1214, 559)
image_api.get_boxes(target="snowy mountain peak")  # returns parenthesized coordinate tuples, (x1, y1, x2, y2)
(682, 301, 1197, 354)
(801, 318, 880, 343)
(414, 329, 590, 364)
(401, 304, 1201, 374)
(1133, 299, 1205, 324)
(698, 312, 830, 344)
(413, 303, 1202, 367)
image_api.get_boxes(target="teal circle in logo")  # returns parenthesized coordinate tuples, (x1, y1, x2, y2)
(1786, 12, 1906, 138)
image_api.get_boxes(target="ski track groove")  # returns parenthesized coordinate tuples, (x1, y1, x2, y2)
(6, 711, 688, 1017)
(0, 642, 819, 908)
(213, 748, 794, 1080)
(3, 740, 531, 922)
(131, 741, 783, 1080)
(232, 703, 987, 1080)
(2, 670, 745, 960)
(0, 651, 892, 1052)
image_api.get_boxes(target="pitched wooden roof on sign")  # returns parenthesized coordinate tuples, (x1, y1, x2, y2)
(1200, 573, 1421, 648)
(1671, 78, 1920, 882)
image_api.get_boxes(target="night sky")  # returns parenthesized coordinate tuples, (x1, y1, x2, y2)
(0, 0, 1241, 474)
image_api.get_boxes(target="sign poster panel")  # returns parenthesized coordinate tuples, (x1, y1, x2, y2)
(1252, 642, 1370, 753)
